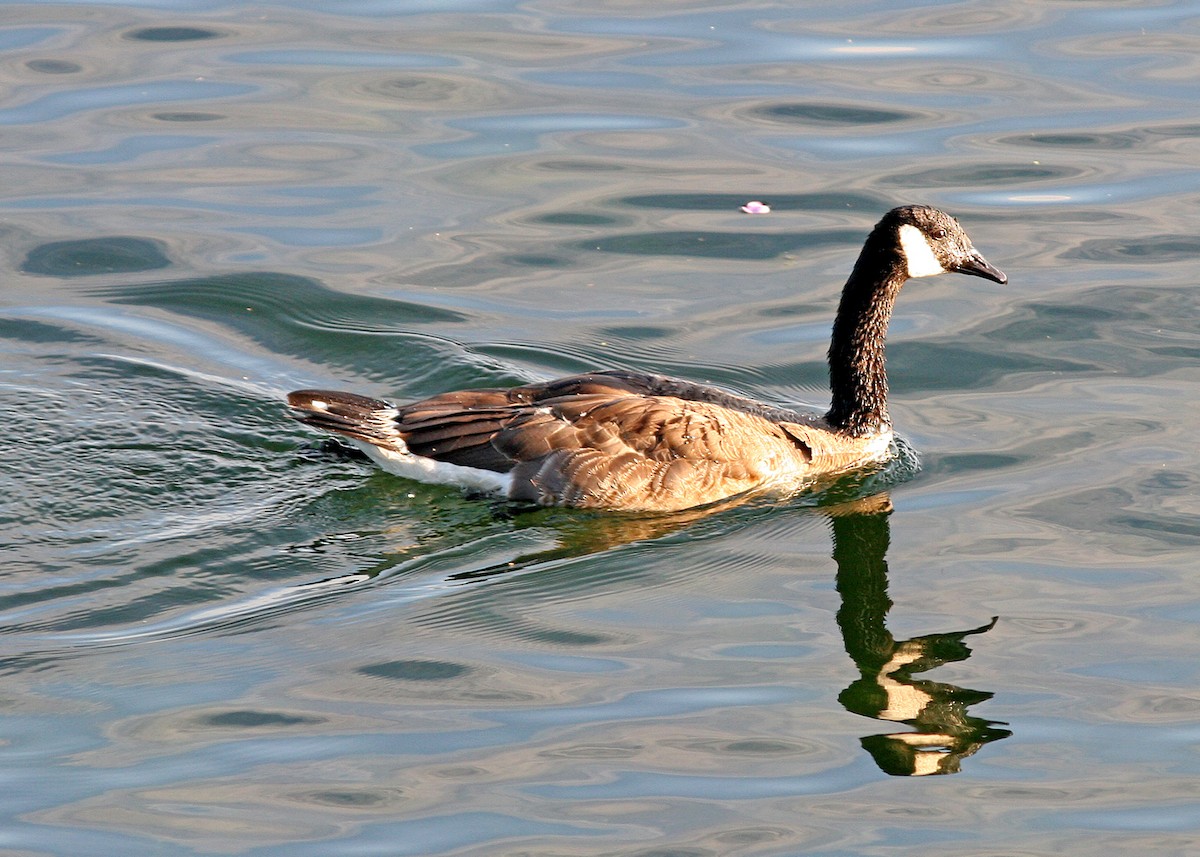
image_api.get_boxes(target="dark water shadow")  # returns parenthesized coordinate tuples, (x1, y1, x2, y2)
(1064, 234, 1200, 264)
(124, 26, 224, 42)
(882, 163, 1084, 187)
(21, 236, 171, 276)
(744, 102, 922, 126)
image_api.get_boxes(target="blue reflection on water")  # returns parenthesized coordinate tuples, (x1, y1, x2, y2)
(232, 227, 385, 247)
(419, 113, 687, 157)
(230, 49, 458, 68)
(0, 81, 255, 125)
(44, 135, 213, 165)
(0, 27, 61, 50)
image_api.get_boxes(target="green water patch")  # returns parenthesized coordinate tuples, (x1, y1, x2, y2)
(358, 660, 471, 681)
(981, 285, 1200, 377)
(124, 26, 224, 42)
(21, 236, 171, 276)
(0, 316, 105, 344)
(884, 162, 1084, 187)
(1066, 234, 1200, 264)
(528, 211, 629, 227)
(746, 102, 921, 126)
(889, 340, 1094, 392)
(152, 111, 225, 122)
(95, 271, 471, 384)
(25, 59, 81, 74)
(200, 710, 325, 728)
(997, 131, 1141, 150)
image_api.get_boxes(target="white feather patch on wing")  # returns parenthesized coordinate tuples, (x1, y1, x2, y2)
(347, 439, 513, 495)
(898, 224, 946, 278)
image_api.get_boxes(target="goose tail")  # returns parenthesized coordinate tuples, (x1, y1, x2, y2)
(287, 389, 405, 450)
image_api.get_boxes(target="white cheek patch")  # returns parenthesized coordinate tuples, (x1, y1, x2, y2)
(898, 224, 947, 278)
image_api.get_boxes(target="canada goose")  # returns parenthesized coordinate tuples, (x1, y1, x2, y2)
(288, 205, 1005, 512)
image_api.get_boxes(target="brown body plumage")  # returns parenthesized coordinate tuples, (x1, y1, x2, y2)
(288, 206, 1006, 511)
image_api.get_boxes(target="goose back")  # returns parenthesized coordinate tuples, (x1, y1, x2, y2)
(289, 370, 888, 511)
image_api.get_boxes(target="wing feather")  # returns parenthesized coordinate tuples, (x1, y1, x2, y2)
(290, 371, 836, 510)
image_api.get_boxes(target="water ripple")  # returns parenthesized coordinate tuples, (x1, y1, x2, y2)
(0, 81, 255, 125)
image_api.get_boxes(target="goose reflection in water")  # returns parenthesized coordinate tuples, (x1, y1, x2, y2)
(477, 490, 1013, 776)
(828, 495, 1011, 776)
(289, 463, 1010, 776)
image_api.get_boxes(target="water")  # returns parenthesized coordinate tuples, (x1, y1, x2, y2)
(3, 1, 1200, 854)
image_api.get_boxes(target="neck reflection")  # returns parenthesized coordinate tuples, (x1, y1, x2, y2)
(828, 495, 1011, 776)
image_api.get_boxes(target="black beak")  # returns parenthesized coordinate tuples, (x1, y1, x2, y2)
(954, 251, 1007, 284)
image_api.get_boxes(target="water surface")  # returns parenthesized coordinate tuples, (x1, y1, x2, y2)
(4, 1, 1200, 855)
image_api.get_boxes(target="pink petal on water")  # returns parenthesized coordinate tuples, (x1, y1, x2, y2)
(740, 200, 771, 214)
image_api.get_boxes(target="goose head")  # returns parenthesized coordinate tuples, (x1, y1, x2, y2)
(890, 205, 1007, 284)
(827, 205, 1006, 437)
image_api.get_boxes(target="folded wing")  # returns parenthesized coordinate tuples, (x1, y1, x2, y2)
(289, 371, 818, 510)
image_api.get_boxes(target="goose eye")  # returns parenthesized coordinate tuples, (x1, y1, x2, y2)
(930, 228, 947, 240)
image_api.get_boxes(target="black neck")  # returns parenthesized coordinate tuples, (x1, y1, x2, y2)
(824, 232, 908, 436)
